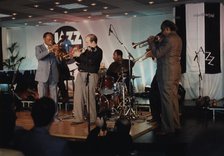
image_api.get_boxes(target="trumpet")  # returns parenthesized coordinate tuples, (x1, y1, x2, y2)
(132, 33, 164, 49)
(132, 39, 148, 49)
(133, 51, 149, 63)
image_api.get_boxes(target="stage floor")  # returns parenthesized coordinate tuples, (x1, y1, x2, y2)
(16, 110, 154, 141)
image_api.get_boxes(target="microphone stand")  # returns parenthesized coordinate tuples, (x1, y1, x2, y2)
(109, 25, 137, 119)
(194, 51, 203, 98)
(11, 62, 22, 93)
(86, 72, 91, 133)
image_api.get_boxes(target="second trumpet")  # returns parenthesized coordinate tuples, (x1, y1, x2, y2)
(132, 39, 148, 49)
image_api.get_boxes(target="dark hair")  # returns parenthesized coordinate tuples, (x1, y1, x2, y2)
(114, 116, 131, 134)
(87, 34, 98, 43)
(43, 32, 54, 38)
(114, 49, 123, 58)
(161, 20, 177, 31)
(31, 97, 56, 127)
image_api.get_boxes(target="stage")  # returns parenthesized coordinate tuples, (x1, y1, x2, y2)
(16, 110, 155, 141)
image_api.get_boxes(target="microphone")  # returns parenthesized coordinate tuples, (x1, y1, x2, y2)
(108, 24, 112, 36)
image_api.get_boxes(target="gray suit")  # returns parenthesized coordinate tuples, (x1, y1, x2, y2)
(151, 32, 182, 133)
(35, 44, 59, 104)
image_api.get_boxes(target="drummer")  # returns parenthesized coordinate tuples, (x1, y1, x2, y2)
(106, 49, 134, 95)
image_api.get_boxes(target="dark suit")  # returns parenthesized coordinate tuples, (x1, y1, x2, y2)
(35, 44, 59, 104)
(151, 31, 182, 133)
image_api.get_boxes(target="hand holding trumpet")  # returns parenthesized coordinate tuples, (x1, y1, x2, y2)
(48, 44, 60, 54)
(145, 49, 154, 58)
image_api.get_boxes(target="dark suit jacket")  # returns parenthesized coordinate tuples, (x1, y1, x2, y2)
(15, 127, 71, 156)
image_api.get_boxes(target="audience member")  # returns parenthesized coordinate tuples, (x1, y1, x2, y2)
(86, 116, 133, 155)
(0, 92, 17, 148)
(15, 97, 71, 156)
(0, 92, 25, 156)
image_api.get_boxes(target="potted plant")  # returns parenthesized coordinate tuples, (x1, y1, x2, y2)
(3, 42, 25, 70)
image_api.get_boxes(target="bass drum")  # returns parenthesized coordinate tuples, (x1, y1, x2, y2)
(95, 93, 112, 118)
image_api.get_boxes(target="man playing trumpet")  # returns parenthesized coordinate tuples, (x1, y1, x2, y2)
(146, 20, 182, 135)
(35, 32, 59, 115)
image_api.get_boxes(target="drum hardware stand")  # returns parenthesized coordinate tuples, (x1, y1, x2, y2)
(109, 24, 138, 119)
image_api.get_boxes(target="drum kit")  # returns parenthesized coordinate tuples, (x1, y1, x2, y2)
(96, 66, 141, 119)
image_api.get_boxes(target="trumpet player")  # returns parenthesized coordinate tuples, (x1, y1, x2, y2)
(73, 34, 103, 124)
(35, 32, 59, 115)
(147, 20, 182, 136)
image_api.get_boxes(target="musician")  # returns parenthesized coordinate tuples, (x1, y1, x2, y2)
(58, 35, 72, 53)
(106, 49, 134, 94)
(35, 32, 59, 113)
(73, 34, 103, 124)
(147, 20, 182, 135)
(53, 41, 71, 103)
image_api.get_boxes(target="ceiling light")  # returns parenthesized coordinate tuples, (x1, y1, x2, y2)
(106, 14, 109, 17)
(50, 8, 54, 11)
(103, 6, 108, 9)
(54, 19, 57, 22)
(148, 1, 154, 5)
(124, 12, 128, 15)
(64, 11, 68, 14)
(12, 13, 17, 16)
(88, 16, 91, 19)
(34, 4, 39, 8)
(38, 21, 42, 24)
(91, 3, 96, 6)
(12, 17, 16, 20)
(28, 15, 32, 18)
(83, 9, 88, 12)
(173, 0, 179, 1)
(77, 0, 83, 2)
(57, 3, 87, 9)
(55, 2, 60, 5)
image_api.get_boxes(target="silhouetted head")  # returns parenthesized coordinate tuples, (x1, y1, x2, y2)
(31, 97, 56, 127)
(114, 116, 131, 134)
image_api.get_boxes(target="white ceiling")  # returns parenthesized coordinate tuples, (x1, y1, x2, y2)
(0, 0, 223, 27)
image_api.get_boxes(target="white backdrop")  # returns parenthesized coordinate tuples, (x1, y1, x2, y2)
(182, 3, 224, 100)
